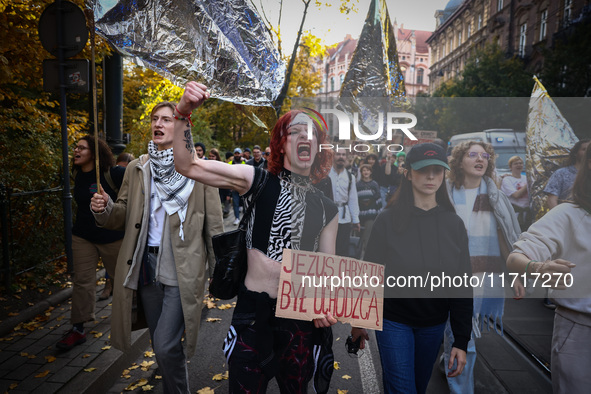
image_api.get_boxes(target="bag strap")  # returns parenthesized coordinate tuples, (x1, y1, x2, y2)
(347, 169, 352, 195)
(104, 168, 119, 194)
(238, 169, 269, 230)
(71, 168, 119, 194)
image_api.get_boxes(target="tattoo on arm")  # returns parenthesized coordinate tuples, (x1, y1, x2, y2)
(183, 127, 195, 155)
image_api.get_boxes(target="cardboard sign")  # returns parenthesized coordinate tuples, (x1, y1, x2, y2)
(276, 249, 384, 330)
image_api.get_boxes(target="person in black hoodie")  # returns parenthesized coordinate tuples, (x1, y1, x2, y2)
(351, 143, 473, 394)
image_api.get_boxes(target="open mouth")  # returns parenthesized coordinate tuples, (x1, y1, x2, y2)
(297, 143, 311, 160)
(154, 130, 164, 137)
(474, 164, 484, 170)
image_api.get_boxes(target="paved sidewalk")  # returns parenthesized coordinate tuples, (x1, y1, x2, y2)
(0, 271, 149, 394)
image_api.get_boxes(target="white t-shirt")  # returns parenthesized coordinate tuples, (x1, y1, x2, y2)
(501, 175, 529, 208)
(148, 177, 165, 247)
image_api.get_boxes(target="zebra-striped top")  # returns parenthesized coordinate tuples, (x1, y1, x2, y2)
(244, 168, 338, 262)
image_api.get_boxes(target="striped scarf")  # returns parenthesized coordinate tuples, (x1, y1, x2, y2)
(452, 180, 505, 335)
(148, 141, 194, 241)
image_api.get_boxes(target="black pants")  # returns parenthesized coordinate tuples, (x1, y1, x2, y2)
(224, 288, 318, 394)
(336, 223, 352, 257)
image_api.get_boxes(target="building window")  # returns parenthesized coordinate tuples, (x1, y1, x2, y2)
(449, 38, 453, 53)
(519, 23, 527, 57)
(417, 68, 424, 85)
(478, 14, 482, 30)
(540, 9, 547, 40)
(497, 0, 503, 12)
(339, 74, 344, 85)
(467, 24, 472, 38)
(564, 0, 572, 24)
(458, 31, 462, 47)
(330, 77, 335, 91)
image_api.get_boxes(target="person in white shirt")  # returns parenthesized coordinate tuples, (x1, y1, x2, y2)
(500, 156, 530, 230)
(328, 151, 360, 257)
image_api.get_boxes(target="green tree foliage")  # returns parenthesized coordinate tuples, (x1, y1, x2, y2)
(541, 20, 591, 98)
(433, 43, 532, 98)
(426, 44, 532, 141)
(0, 0, 109, 190)
(282, 32, 324, 113)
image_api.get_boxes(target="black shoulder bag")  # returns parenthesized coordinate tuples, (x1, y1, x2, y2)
(209, 170, 269, 299)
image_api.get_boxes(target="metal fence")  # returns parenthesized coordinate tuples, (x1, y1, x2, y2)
(0, 183, 65, 289)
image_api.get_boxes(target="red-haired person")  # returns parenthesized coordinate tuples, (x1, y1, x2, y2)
(172, 82, 339, 393)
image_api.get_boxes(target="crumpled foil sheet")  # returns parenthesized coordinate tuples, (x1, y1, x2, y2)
(337, 0, 407, 135)
(87, 0, 285, 108)
(526, 77, 579, 219)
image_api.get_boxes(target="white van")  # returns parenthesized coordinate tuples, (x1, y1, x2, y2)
(448, 129, 526, 175)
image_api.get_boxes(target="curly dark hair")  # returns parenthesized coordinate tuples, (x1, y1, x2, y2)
(448, 141, 497, 189)
(72, 135, 114, 174)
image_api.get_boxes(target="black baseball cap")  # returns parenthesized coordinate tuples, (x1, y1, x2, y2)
(405, 143, 450, 171)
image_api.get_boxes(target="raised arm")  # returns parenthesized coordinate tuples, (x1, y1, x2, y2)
(172, 82, 253, 195)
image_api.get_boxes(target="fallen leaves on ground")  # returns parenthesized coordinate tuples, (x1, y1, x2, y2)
(140, 360, 155, 371)
(212, 371, 229, 381)
(144, 350, 155, 358)
(125, 378, 149, 391)
(82, 354, 90, 358)
(84, 368, 97, 372)
(204, 299, 217, 309)
(342, 375, 352, 380)
(334, 361, 340, 370)
(337, 390, 349, 394)
(206, 318, 222, 323)
(101, 345, 111, 350)
(217, 304, 232, 310)
(197, 387, 215, 394)
(35, 370, 50, 378)
(45, 355, 56, 363)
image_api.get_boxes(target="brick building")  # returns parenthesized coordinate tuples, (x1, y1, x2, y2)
(427, 0, 590, 92)
(315, 25, 433, 98)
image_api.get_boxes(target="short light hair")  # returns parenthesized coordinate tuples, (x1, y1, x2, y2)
(448, 141, 497, 189)
(507, 155, 523, 168)
(359, 164, 373, 173)
(150, 101, 175, 119)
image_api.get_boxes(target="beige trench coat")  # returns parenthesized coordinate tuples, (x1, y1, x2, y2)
(94, 154, 223, 358)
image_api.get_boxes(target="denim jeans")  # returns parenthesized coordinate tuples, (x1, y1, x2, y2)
(232, 190, 240, 220)
(375, 319, 445, 394)
(139, 282, 189, 394)
(443, 319, 476, 394)
(380, 186, 388, 211)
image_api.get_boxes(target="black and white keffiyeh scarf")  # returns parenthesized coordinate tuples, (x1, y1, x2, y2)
(148, 141, 194, 240)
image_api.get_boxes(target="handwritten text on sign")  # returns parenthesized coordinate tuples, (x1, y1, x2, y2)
(276, 249, 384, 330)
